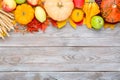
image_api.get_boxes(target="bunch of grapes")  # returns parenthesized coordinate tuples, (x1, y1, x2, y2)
(95, 0, 102, 6)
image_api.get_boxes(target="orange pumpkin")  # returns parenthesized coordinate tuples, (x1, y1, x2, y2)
(44, 0, 74, 21)
(101, 0, 120, 23)
(15, 4, 34, 25)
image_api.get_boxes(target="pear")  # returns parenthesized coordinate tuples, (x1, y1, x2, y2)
(35, 6, 46, 23)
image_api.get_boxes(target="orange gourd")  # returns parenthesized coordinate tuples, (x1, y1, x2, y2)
(14, 4, 34, 25)
(101, 0, 120, 23)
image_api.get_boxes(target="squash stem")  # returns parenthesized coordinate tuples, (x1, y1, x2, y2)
(57, 2, 63, 8)
(89, 0, 95, 2)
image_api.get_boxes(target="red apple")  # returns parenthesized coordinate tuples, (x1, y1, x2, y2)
(73, 0, 84, 8)
(2, 0, 16, 12)
(27, 0, 39, 6)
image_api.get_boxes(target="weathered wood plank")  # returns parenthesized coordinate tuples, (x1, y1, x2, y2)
(1, 37, 120, 46)
(0, 72, 120, 80)
(7, 23, 120, 38)
(0, 47, 120, 71)
(0, 24, 120, 46)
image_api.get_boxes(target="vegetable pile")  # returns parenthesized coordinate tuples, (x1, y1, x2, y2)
(0, 0, 120, 39)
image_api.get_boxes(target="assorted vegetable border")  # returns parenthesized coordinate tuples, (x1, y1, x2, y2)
(0, 0, 119, 39)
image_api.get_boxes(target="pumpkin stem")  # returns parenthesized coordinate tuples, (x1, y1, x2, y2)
(112, 4, 117, 8)
(57, 2, 63, 8)
(22, 12, 26, 16)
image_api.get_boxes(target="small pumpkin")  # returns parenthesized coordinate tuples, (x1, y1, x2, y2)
(14, 4, 34, 25)
(101, 0, 120, 23)
(71, 9, 84, 22)
(44, 0, 74, 21)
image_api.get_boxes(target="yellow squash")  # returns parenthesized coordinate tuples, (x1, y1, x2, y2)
(83, 0, 100, 29)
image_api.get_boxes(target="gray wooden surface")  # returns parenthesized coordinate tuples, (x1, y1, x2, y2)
(0, 24, 120, 80)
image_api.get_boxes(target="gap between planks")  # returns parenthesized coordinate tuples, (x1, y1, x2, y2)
(0, 72, 120, 80)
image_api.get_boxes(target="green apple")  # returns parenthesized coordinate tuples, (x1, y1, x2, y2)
(15, 0, 26, 4)
(91, 16, 104, 30)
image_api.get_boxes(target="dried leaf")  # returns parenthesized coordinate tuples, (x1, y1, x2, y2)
(57, 20, 67, 29)
(104, 23, 116, 30)
(50, 19, 57, 27)
(69, 18, 77, 29)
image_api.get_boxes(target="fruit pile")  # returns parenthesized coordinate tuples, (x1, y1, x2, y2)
(0, 0, 120, 39)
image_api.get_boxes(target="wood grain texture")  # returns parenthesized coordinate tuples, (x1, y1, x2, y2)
(0, 24, 120, 79)
(0, 24, 120, 46)
(0, 72, 120, 80)
(0, 47, 120, 71)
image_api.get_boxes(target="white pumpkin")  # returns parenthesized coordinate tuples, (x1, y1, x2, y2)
(44, 0, 74, 21)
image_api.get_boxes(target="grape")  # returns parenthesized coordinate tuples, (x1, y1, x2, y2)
(95, 0, 102, 6)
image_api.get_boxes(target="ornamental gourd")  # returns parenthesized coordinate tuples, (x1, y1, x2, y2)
(14, 4, 34, 25)
(44, 0, 74, 21)
(101, 0, 120, 23)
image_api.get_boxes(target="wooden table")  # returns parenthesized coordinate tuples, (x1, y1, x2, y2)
(0, 24, 120, 80)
